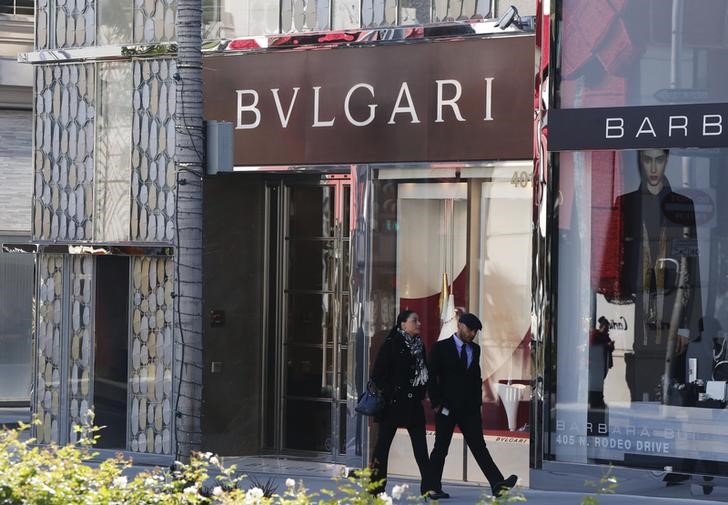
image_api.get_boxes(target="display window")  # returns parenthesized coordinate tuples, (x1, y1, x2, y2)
(550, 147, 728, 475)
(370, 165, 532, 433)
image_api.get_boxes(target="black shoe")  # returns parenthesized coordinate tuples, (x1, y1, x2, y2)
(425, 490, 450, 500)
(663, 473, 689, 486)
(492, 474, 518, 496)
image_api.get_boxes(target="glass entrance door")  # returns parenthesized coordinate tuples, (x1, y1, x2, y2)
(264, 175, 351, 460)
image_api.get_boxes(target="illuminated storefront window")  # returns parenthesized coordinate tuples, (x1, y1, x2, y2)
(546, 0, 728, 478)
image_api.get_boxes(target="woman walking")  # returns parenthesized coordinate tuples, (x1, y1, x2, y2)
(369, 310, 430, 496)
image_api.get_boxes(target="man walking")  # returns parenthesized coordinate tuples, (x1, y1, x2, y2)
(425, 313, 518, 499)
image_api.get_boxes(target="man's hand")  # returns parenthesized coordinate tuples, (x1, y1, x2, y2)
(433, 405, 441, 414)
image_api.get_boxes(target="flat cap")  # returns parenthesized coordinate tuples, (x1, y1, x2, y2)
(459, 312, 482, 331)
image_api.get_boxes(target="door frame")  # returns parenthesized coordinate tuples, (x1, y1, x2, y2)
(261, 174, 352, 462)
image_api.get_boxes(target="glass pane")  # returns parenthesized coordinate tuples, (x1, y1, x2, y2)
(288, 185, 335, 239)
(281, 0, 330, 32)
(559, 0, 728, 108)
(552, 147, 728, 474)
(398, 193, 468, 349)
(478, 178, 532, 433)
(338, 345, 348, 400)
(0, 251, 33, 401)
(286, 292, 332, 344)
(371, 172, 533, 438)
(342, 186, 351, 238)
(98, 0, 133, 45)
(339, 404, 347, 454)
(400, 0, 429, 24)
(287, 239, 335, 292)
(340, 294, 350, 345)
(285, 399, 331, 451)
(285, 344, 333, 397)
(203, 0, 279, 39)
(361, 0, 397, 27)
(342, 242, 350, 292)
(332, 0, 358, 30)
(94, 256, 129, 449)
(16, 0, 34, 16)
(95, 62, 132, 242)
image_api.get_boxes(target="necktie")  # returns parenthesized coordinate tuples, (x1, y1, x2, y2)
(460, 343, 468, 368)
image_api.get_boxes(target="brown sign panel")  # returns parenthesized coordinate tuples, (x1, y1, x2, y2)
(203, 35, 534, 166)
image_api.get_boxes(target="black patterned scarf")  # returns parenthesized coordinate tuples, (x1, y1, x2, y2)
(399, 329, 429, 386)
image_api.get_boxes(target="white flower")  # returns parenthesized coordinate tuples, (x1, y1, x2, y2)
(244, 487, 265, 504)
(112, 476, 127, 488)
(183, 485, 198, 495)
(391, 484, 408, 500)
(210, 456, 220, 466)
(212, 486, 223, 496)
(378, 492, 393, 505)
(285, 478, 296, 488)
(201, 452, 213, 460)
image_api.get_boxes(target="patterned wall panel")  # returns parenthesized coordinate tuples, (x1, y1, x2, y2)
(134, 0, 176, 43)
(68, 256, 94, 443)
(131, 59, 176, 243)
(129, 256, 174, 454)
(36, 0, 50, 49)
(55, 0, 96, 48)
(35, 255, 64, 444)
(432, 0, 486, 23)
(361, 0, 397, 28)
(282, 0, 331, 32)
(33, 64, 95, 242)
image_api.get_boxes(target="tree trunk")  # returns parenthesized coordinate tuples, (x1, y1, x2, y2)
(174, 0, 204, 460)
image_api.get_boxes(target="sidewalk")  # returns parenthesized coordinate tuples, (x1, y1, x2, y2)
(214, 457, 728, 505)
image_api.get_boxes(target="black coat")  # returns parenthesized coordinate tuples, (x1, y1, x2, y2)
(371, 332, 428, 426)
(617, 183, 702, 351)
(428, 336, 483, 415)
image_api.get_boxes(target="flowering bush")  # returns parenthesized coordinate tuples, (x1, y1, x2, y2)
(0, 422, 525, 504)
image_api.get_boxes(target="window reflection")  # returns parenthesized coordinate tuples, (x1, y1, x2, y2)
(0, 250, 33, 402)
(200, 0, 502, 36)
(372, 168, 532, 434)
(553, 148, 728, 475)
(98, 0, 132, 45)
(560, 0, 728, 108)
(203, 0, 280, 39)
(96, 62, 132, 242)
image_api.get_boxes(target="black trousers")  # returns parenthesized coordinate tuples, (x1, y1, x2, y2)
(428, 409, 504, 492)
(370, 408, 429, 494)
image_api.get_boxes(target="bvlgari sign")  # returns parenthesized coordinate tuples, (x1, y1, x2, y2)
(203, 35, 533, 166)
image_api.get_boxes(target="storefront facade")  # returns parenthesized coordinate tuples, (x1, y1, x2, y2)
(201, 29, 535, 480)
(532, 0, 728, 496)
(14, 0, 538, 477)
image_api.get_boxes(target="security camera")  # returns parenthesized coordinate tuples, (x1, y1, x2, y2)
(495, 5, 520, 30)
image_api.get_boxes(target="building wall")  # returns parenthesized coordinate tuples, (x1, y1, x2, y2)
(202, 174, 265, 455)
(22, 0, 537, 458)
(27, 0, 180, 456)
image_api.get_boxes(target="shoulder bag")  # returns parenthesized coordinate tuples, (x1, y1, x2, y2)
(355, 380, 385, 416)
